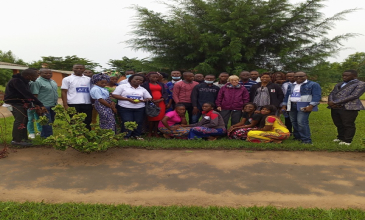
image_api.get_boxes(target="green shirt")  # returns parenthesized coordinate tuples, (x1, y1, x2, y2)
(30, 77, 58, 107)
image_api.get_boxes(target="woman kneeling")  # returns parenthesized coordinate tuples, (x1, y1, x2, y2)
(247, 105, 290, 143)
(158, 104, 191, 139)
(183, 102, 226, 140)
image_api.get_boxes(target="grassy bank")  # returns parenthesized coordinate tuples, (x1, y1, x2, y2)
(0, 202, 364, 219)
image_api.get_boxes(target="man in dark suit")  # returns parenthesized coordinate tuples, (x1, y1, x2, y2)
(328, 70, 365, 146)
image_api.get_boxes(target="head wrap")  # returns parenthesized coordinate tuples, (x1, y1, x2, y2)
(91, 73, 110, 84)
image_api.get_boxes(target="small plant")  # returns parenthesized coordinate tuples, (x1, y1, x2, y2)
(0, 100, 9, 159)
(124, 121, 138, 131)
(42, 104, 128, 153)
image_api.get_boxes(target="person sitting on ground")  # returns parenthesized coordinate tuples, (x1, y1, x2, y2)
(158, 104, 191, 139)
(228, 102, 262, 140)
(182, 102, 226, 140)
(247, 105, 290, 143)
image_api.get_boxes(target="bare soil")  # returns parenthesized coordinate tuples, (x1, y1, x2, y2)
(1, 147, 365, 209)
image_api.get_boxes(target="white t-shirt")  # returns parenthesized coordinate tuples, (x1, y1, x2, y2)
(290, 80, 308, 102)
(61, 74, 91, 104)
(119, 79, 129, 85)
(112, 84, 152, 109)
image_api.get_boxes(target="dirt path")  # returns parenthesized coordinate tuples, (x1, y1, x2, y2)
(1, 148, 365, 209)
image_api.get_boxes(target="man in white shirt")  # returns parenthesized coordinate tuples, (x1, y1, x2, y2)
(119, 70, 135, 85)
(61, 64, 93, 130)
(250, 70, 261, 82)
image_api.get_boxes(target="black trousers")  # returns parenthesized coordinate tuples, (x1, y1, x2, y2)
(284, 114, 292, 133)
(331, 108, 359, 143)
(68, 104, 93, 130)
(10, 103, 29, 142)
(179, 103, 193, 124)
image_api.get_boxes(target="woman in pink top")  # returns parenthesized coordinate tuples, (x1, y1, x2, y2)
(158, 104, 191, 139)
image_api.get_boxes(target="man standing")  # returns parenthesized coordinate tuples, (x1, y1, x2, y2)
(250, 70, 261, 82)
(173, 72, 199, 124)
(194, 73, 205, 84)
(61, 64, 92, 130)
(239, 70, 257, 94)
(281, 72, 296, 133)
(165, 70, 182, 111)
(30, 68, 58, 138)
(281, 72, 321, 144)
(191, 75, 220, 124)
(4, 68, 47, 146)
(119, 70, 135, 85)
(328, 70, 365, 146)
(214, 72, 229, 88)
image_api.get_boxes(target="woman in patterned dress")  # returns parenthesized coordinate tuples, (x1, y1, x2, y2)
(247, 105, 290, 143)
(158, 104, 191, 139)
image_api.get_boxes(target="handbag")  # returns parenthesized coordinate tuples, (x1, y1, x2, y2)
(145, 100, 161, 117)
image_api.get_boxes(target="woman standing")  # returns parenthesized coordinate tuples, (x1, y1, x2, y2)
(250, 73, 284, 113)
(112, 74, 152, 140)
(141, 72, 168, 137)
(247, 105, 290, 143)
(159, 104, 191, 139)
(215, 75, 249, 127)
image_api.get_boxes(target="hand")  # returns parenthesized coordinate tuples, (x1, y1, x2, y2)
(170, 126, 179, 131)
(180, 124, 190, 127)
(192, 107, 200, 115)
(217, 107, 222, 111)
(303, 105, 314, 112)
(63, 104, 69, 110)
(281, 106, 287, 112)
(254, 110, 261, 114)
(228, 126, 235, 132)
(166, 103, 171, 109)
(128, 98, 139, 104)
(112, 107, 117, 114)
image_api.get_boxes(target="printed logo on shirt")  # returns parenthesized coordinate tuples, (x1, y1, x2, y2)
(127, 95, 142, 100)
(270, 89, 276, 93)
(291, 91, 301, 97)
(204, 116, 211, 120)
(76, 87, 90, 93)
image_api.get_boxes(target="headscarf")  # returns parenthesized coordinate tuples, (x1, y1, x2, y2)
(108, 71, 120, 78)
(91, 73, 110, 85)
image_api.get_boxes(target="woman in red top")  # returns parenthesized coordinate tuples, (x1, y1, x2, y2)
(142, 72, 168, 137)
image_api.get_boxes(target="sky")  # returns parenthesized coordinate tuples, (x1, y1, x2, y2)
(1, 0, 364, 71)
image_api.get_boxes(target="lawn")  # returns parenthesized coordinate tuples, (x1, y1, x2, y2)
(1, 104, 364, 151)
(0, 202, 364, 219)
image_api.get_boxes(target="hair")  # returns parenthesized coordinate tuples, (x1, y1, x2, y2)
(175, 103, 186, 109)
(125, 69, 135, 73)
(145, 71, 159, 82)
(227, 75, 239, 82)
(21, 68, 38, 76)
(250, 70, 259, 73)
(203, 102, 215, 108)
(295, 71, 307, 75)
(73, 64, 85, 68)
(344, 69, 358, 76)
(159, 72, 168, 79)
(258, 105, 277, 128)
(171, 70, 181, 74)
(128, 73, 146, 83)
(261, 72, 271, 77)
(219, 72, 229, 76)
(271, 71, 285, 82)
(183, 71, 193, 76)
(195, 73, 204, 76)
(243, 102, 258, 111)
(39, 68, 51, 73)
(240, 70, 250, 74)
(205, 74, 216, 78)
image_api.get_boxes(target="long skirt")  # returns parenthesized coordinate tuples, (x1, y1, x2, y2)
(94, 98, 116, 132)
(246, 129, 290, 143)
(188, 127, 226, 139)
(158, 125, 190, 138)
(228, 127, 255, 140)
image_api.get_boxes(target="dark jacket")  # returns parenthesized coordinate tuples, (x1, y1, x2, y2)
(141, 81, 168, 101)
(215, 83, 250, 110)
(328, 79, 365, 110)
(191, 83, 220, 109)
(250, 82, 284, 108)
(189, 110, 226, 129)
(4, 74, 44, 107)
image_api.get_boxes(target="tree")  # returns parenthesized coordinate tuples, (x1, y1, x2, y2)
(128, 0, 358, 75)
(340, 52, 365, 77)
(108, 56, 168, 73)
(0, 50, 27, 86)
(29, 55, 101, 71)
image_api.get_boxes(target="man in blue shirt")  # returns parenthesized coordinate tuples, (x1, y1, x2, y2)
(239, 71, 257, 94)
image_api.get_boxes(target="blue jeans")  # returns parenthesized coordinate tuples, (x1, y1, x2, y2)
(289, 103, 312, 143)
(191, 111, 202, 124)
(41, 106, 55, 138)
(118, 107, 145, 138)
(27, 109, 42, 134)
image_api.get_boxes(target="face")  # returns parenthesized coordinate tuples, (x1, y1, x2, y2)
(83, 70, 93, 77)
(109, 76, 118, 84)
(286, 73, 295, 82)
(125, 70, 135, 77)
(202, 103, 213, 112)
(96, 79, 108, 88)
(28, 72, 39, 82)
(239, 72, 250, 81)
(175, 106, 186, 115)
(250, 71, 259, 80)
(260, 74, 271, 83)
(275, 73, 282, 80)
(294, 72, 307, 84)
(243, 104, 255, 113)
(149, 74, 160, 83)
(229, 78, 239, 86)
(130, 76, 144, 86)
(205, 75, 215, 82)
(194, 74, 204, 82)
(342, 72, 356, 82)
(260, 107, 271, 115)
(73, 65, 85, 75)
(219, 73, 229, 83)
(171, 71, 181, 77)
(183, 73, 195, 82)
(40, 69, 52, 79)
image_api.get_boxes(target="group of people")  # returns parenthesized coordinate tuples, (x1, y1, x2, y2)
(4, 65, 365, 147)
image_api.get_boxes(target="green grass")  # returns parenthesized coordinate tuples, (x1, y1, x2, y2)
(0, 202, 364, 219)
(1, 104, 365, 151)
(360, 93, 365, 100)
(0, 85, 5, 91)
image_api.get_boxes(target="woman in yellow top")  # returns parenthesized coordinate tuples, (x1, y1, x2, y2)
(247, 105, 290, 143)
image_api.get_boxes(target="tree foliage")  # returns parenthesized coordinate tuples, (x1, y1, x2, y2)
(108, 56, 167, 73)
(128, 0, 358, 75)
(29, 55, 101, 71)
(0, 50, 27, 86)
(340, 52, 365, 77)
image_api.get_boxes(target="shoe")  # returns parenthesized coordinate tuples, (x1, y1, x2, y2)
(36, 132, 41, 136)
(28, 133, 35, 139)
(135, 137, 144, 141)
(339, 141, 351, 146)
(11, 141, 33, 146)
(333, 139, 341, 142)
(207, 136, 217, 141)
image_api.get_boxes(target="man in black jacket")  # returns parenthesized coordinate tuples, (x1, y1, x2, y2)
(191, 75, 220, 124)
(4, 69, 47, 146)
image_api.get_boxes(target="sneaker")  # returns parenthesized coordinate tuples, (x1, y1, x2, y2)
(339, 141, 351, 146)
(28, 133, 35, 139)
(333, 139, 341, 142)
(11, 141, 33, 146)
(135, 137, 144, 141)
(36, 132, 41, 136)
